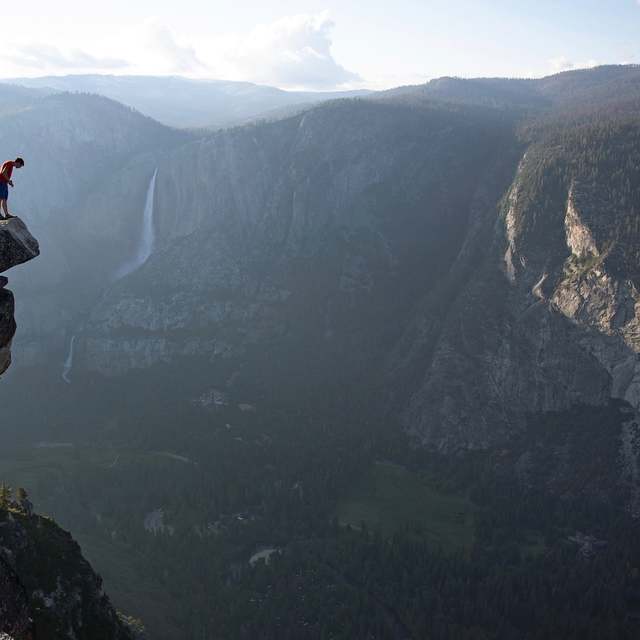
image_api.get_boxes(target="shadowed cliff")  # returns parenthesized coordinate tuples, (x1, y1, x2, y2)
(0, 218, 39, 374)
(0, 499, 141, 639)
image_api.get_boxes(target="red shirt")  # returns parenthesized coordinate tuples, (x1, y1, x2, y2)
(0, 161, 15, 183)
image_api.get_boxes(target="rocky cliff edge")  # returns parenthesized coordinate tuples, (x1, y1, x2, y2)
(0, 218, 39, 375)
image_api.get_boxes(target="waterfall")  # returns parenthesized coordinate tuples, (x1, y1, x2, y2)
(115, 168, 158, 279)
(62, 170, 158, 384)
(62, 335, 76, 384)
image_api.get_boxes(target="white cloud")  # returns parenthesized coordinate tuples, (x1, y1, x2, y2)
(548, 56, 598, 73)
(219, 12, 361, 89)
(4, 44, 129, 72)
(0, 13, 362, 90)
(143, 20, 208, 74)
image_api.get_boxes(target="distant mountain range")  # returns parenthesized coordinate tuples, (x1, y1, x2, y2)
(1, 74, 371, 128)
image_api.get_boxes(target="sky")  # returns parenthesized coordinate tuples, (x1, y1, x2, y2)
(1, 1, 639, 90)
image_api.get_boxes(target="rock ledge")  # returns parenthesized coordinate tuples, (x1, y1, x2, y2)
(0, 218, 39, 374)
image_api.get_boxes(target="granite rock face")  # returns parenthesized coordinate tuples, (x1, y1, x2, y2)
(0, 287, 16, 375)
(0, 554, 31, 638)
(0, 508, 136, 639)
(0, 218, 39, 375)
(80, 100, 520, 390)
(396, 127, 640, 450)
(0, 218, 39, 275)
(77, 90, 640, 458)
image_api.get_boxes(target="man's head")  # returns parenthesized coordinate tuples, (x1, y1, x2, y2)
(14, 158, 24, 168)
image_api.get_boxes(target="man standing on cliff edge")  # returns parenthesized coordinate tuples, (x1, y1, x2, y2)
(0, 157, 25, 220)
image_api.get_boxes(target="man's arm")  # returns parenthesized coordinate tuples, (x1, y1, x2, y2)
(0, 165, 13, 187)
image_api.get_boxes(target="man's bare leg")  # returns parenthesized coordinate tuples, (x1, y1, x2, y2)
(0, 200, 14, 219)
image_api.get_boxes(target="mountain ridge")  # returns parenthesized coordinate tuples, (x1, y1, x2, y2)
(2, 74, 371, 129)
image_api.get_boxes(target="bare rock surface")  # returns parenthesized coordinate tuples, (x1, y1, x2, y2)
(0, 217, 39, 375)
(0, 218, 39, 274)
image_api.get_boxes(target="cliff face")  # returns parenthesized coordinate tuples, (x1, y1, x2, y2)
(0, 286, 16, 375)
(7, 67, 640, 462)
(0, 219, 39, 274)
(72, 69, 640, 464)
(0, 507, 137, 639)
(0, 218, 39, 374)
(0, 554, 30, 638)
(395, 112, 640, 446)
(79, 100, 520, 389)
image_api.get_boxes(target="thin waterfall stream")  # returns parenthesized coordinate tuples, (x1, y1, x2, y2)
(62, 168, 158, 383)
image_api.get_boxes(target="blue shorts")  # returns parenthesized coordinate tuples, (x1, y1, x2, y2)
(0, 182, 7, 200)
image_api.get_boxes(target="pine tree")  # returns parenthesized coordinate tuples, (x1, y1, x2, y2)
(0, 483, 12, 509)
(15, 487, 33, 515)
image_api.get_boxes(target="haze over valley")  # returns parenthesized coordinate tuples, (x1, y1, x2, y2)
(3, 3, 640, 638)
